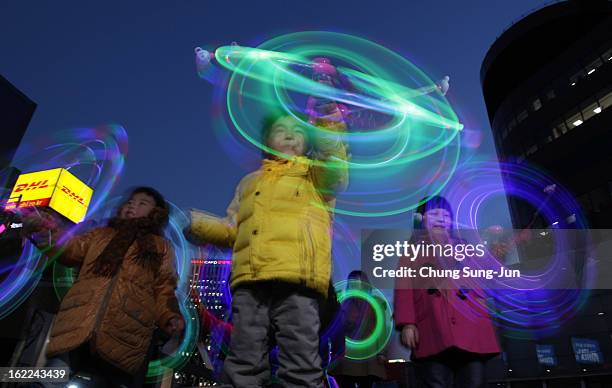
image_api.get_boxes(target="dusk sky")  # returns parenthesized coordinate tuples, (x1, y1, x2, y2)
(1, 0, 550, 228)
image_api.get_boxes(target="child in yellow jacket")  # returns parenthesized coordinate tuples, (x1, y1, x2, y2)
(186, 107, 348, 387)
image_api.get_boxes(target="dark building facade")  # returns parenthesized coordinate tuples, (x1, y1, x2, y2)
(481, 1, 612, 387)
(1, 74, 32, 267)
(0, 74, 35, 172)
(0, 75, 35, 367)
(1, 74, 34, 202)
(482, 0, 612, 229)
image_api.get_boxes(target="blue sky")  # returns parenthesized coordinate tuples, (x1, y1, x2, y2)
(1, 0, 550, 227)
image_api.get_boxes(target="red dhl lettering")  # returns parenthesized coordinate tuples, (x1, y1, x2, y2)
(60, 185, 86, 206)
(14, 180, 49, 193)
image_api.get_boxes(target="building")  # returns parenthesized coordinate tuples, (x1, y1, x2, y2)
(0, 74, 36, 172)
(0, 73, 34, 299)
(482, 0, 612, 229)
(481, 1, 612, 387)
(190, 257, 232, 322)
(167, 256, 232, 386)
(0, 75, 36, 367)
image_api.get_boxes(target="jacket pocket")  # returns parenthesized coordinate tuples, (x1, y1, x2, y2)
(106, 326, 146, 349)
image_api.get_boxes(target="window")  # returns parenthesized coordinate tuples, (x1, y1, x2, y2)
(585, 58, 603, 75)
(569, 68, 585, 86)
(526, 145, 538, 155)
(599, 90, 612, 111)
(517, 109, 528, 123)
(532, 98, 542, 111)
(578, 194, 592, 213)
(566, 110, 584, 129)
(508, 118, 517, 132)
(589, 187, 609, 213)
(582, 101, 600, 122)
(547, 90, 611, 141)
(546, 90, 556, 101)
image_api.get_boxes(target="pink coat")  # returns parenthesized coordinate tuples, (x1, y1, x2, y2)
(394, 256, 501, 359)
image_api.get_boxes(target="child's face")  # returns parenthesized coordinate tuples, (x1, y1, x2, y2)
(423, 208, 452, 231)
(347, 273, 368, 290)
(119, 192, 156, 219)
(347, 277, 362, 290)
(266, 116, 307, 157)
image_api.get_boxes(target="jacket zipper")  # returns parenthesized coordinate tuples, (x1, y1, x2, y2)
(249, 244, 256, 278)
(306, 222, 316, 287)
(299, 230, 306, 283)
(91, 260, 123, 347)
(250, 181, 265, 278)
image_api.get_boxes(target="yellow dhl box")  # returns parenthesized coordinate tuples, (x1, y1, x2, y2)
(4, 168, 93, 223)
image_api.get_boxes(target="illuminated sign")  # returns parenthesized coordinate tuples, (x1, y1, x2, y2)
(6, 168, 60, 208)
(191, 259, 232, 265)
(572, 337, 603, 364)
(5, 168, 93, 223)
(536, 344, 557, 366)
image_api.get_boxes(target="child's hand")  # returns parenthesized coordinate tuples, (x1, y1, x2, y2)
(486, 225, 504, 235)
(489, 241, 511, 260)
(376, 354, 388, 365)
(517, 228, 532, 243)
(164, 316, 185, 337)
(20, 208, 58, 236)
(401, 324, 419, 349)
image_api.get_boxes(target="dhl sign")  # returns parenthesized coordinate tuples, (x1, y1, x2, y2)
(4, 168, 93, 223)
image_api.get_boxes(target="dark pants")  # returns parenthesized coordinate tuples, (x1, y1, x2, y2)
(334, 374, 380, 388)
(418, 348, 488, 388)
(221, 282, 324, 388)
(42, 343, 134, 388)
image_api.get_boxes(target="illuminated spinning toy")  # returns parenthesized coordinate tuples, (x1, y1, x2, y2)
(442, 161, 592, 337)
(195, 32, 465, 217)
(334, 279, 393, 360)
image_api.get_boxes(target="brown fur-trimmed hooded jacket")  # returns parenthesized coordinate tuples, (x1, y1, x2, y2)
(43, 223, 181, 374)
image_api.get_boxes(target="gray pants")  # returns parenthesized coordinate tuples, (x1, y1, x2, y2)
(221, 283, 324, 388)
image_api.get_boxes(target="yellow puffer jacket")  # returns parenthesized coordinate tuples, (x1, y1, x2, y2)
(188, 120, 348, 297)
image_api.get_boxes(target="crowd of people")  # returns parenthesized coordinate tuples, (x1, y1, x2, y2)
(22, 98, 501, 388)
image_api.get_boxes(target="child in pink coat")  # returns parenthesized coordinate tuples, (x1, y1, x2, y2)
(394, 196, 500, 388)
